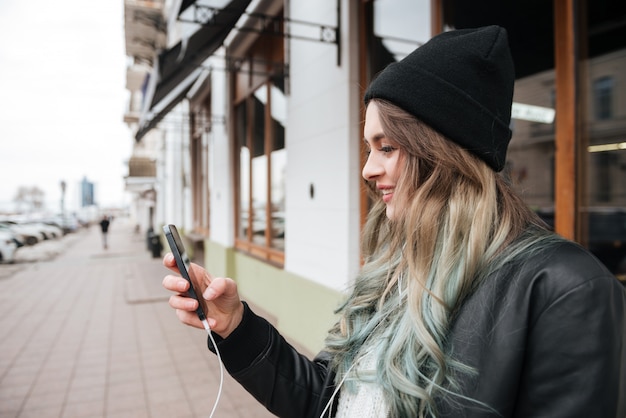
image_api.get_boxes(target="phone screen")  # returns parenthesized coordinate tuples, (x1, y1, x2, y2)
(163, 224, 206, 321)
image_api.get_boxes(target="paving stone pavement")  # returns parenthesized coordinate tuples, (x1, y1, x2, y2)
(0, 218, 276, 418)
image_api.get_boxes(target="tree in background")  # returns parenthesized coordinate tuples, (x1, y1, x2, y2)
(13, 186, 45, 213)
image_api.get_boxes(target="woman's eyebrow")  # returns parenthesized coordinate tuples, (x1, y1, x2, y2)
(363, 133, 386, 145)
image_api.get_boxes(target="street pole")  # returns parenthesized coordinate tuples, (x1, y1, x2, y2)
(60, 180, 66, 217)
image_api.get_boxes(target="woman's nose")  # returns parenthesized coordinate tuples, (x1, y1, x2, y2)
(362, 153, 383, 181)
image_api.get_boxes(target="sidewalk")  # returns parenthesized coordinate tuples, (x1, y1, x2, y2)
(0, 218, 275, 418)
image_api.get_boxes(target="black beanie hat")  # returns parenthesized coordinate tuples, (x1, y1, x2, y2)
(364, 25, 515, 172)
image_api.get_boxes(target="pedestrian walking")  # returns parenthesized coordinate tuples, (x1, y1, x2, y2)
(99, 215, 110, 250)
(162, 26, 626, 417)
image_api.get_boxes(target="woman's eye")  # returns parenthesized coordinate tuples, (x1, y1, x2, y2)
(380, 146, 396, 153)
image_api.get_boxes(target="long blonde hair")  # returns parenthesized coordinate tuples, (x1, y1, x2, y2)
(325, 99, 552, 416)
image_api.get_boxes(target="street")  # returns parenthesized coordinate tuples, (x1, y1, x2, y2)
(0, 218, 275, 418)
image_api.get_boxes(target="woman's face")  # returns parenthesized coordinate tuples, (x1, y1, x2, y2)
(362, 102, 404, 220)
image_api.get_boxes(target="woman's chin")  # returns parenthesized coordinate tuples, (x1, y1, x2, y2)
(385, 205, 396, 220)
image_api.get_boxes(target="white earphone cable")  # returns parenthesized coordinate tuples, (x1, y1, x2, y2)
(201, 319, 224, 418)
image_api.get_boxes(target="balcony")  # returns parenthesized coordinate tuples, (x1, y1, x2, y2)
(124, 0, 167, 65)
(125, 157, 157, 193)
(128, 157, 156, 177)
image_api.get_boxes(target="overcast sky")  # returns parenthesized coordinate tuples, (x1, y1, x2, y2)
(0, 0, 132, 214)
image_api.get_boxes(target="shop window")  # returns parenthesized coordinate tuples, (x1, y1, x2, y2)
(236, 82, 286, 262)
(434, 0, 626, 279)
(189, 94, 211, 245)
(232, 9, 286, 265)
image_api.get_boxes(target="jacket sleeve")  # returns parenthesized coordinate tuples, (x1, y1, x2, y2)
(208, 302, 334, 418)
(516, 263, 626, 417)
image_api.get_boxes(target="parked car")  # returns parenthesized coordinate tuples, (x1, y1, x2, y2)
(43, 216, 80, 235)
(0, 230, 18, 263)
(0, 223, 25, 247)
(26, 222, 63, 240)
(0, 221, 44, 246)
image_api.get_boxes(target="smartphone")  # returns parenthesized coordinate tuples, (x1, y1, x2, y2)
(162, 224, 207, 322)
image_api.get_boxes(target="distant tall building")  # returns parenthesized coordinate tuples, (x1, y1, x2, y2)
(81, 177, 94, 207)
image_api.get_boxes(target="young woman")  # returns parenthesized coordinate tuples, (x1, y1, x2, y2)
(162, 26, 626, 417)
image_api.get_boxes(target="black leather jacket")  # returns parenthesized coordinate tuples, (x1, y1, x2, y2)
(210, 241, 626, 417)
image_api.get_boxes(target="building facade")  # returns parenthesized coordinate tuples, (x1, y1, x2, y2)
(123, 0, 626, 354)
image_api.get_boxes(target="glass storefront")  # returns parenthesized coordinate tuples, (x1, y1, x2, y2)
(442, 0, 626, 280)
(363, 0, 626, 280)
(580, 1, 626, 279)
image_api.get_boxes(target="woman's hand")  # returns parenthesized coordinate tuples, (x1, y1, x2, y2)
(162, 253, 244, 338)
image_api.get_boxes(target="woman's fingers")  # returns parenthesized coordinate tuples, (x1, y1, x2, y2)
(162, 274, 189, 293)
(200, 277, 243, 337)
(204, 277, 225, 300)
(168, 293, 198, 311)
(162, 253, 180, 274)
(204, 276, 238, 300)
(165, 292, 204, 329)
(174, 307, 203, 329)
(161, 259, 242, 335)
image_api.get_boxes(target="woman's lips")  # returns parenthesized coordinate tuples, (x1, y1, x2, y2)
(381, 188, 394, 203)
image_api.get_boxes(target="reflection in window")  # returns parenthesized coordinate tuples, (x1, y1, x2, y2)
(270, 84, 286, 250)
(591, 151, 613, 203)
(236, 81, 286, 254)
(251, 90, 267, 247)
(271, 148, 286, 249)
(236, 101, 250, 242)
(593, 76, 613, 120)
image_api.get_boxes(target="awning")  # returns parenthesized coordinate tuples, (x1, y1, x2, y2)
(151, 0, 251, 109)
(135, 81, 195, 141)
(136, 0, 252, 141)
(178, 0, 196, 16)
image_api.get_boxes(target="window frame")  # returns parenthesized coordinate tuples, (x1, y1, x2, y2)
(230, 12, 286, 266)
